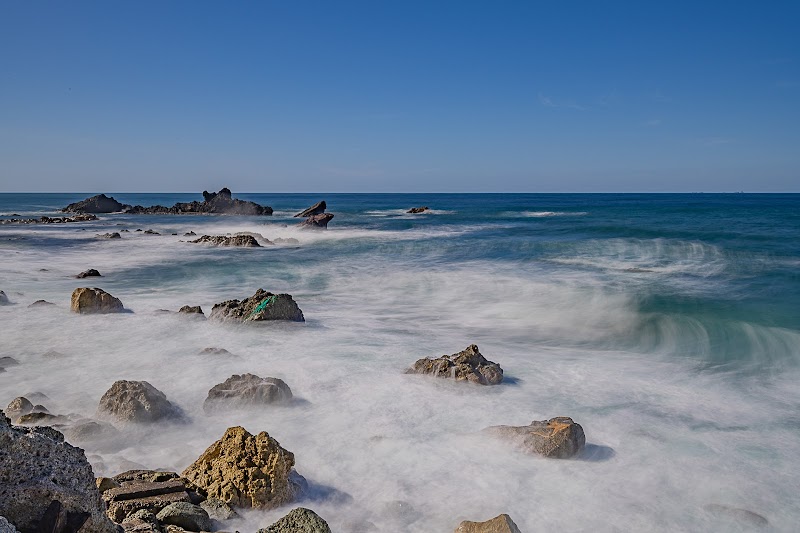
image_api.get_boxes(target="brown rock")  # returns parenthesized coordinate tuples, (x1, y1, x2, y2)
(97, 380, 185, 424)
(455, 514, 522, 533)
(178, 305, 204, 315)
(407, 206, 430, 214)
(96, 477, 120, 493)
(484, 417, 585, 458)
(181, 426, 300, 510)
(70, 288, 124, 314)
(106, 491, 192, 523)
(407, 344, 503, 385)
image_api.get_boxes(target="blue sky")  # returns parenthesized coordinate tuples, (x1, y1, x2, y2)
(1, 1, 798, 192)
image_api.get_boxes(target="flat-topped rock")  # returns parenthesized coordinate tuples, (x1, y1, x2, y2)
(204, 374, 293, 413)
(71, 287, 124, 314)
(407, 344, 503, 385)
(98, 380, 185, 424)
(189, 235, 261, 247)
(483, 416, 585, 458)
(455, 514, 522, 533)
(209, 289, 304, 322)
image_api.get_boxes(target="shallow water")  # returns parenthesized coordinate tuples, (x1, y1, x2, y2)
(1, 193, 799, 531)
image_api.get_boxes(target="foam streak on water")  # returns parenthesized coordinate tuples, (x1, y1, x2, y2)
(1, 193, 799, 532)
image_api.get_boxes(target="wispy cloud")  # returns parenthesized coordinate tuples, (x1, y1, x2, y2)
(538, 92, 586, 110)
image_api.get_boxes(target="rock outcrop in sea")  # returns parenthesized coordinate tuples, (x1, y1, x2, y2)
(294, 201, 326, 218)
(71, 288, 125, 314)
(407, 344, 504, 385)
(407, 206, 430, 214)
(203, 374, 293, 413)
(454, 513, 522, 533)
(63, 188, 273, 216)
(0, 214, 97, 225)
(0, 291, 9, 305)
(181, 426, 302, 510)
(0, 410, 117, 533)
(189, 235, 261, 247)
(77, 269, 102, 279)
(97, 380, 185, 424)
(295, 201, 334, 229)
(258, 507, 332, 533)
(209, 289, 305, 322)
(483, 416, 585, 458)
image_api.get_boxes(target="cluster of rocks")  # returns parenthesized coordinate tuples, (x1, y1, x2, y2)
(407, 206, 430, 214)
(97, 232, 122, 239)
(0, 214, 97, 225)
(62, 188, 273, 216)
(294, 201, 334, 229)
(188, 235, 261, 247)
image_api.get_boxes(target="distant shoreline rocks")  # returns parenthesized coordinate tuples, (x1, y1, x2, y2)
(0, 214, 97, 225)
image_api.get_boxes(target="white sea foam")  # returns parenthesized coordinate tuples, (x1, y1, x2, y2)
(520, 211, 589, 217)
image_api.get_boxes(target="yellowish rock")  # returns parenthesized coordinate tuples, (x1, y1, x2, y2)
(455, 514, 522, 533)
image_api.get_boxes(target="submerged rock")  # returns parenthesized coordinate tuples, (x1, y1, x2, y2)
(259, 507, 331, 533)
(143, 229, 160, 235)
(178, 305, 204, 315)
(0, 410, 117, 533)
(98, 232, 122, 239)
(98, 380, 185, 424)
(0, 356, 20, 369)
(294, 201, 327, 218)
(0, 291, 9, 305)
(297, 213, 334, 229)
(204, 374, 293, 413)
(77, 268, 102, 278)
(273, 237, 300, 245)
(181, 426, 301, 510)
(63, 194, 125, 214)
(407, 206, 430, 214)
(189, 235, 261, 247)
(455, 514, 522, 533)
(156, 502, 212, 532)
(28, 300, 55, 308)
(70, 287, 124, 314)
(703, 504, 769, 526)
(198, 347, 232, 356)
(209, 289, 305, 322)
(407, 344, 503, 385)
(484, 416, 585, 458)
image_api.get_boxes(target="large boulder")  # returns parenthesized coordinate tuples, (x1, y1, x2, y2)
(181, 426, 300, 510)
(407, 344, 503, 385)
(5, 397, 33, 421)
(297, 213, 333, 229)
(483, 417, 585, 459)
(258, 507, 331, 533)
(0, 410, 117, 533)
(209, 289, 304, 322)
(294, 201, 326, 218)
(189, 235, 260, 247)
(97, 380, 185, 424)
(62, 194, 125, 214)
(155, 502, 212, 532)
(455, 514, 522, 533)
(203, 374, 293, 413)
(70, 288, 124, 314)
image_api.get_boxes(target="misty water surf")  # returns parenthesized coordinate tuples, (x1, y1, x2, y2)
(1, 193, 799, 532)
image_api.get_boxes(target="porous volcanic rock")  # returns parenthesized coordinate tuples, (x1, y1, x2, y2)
(407, 344, 503, 385)
(483, 416, 585, 459)
(258, 507, 331, 533)
(0, 410, 117, 533)
(63, 194, 126, 214)
(455, 514, 522, 533)
(297, 213, 333, 229)
(203, 374, 293, 413)
(97, 380, 185, 424)
(178, 305, 204, 315)
(70, 288, 124, 314)
(189, 235, 261, 247)
(209, 289, 304, 322)
(156, 502, 212, 532)
(77, 269, 102, 279)
(181, 426, 301, 510)
(294, 201, 326, 218)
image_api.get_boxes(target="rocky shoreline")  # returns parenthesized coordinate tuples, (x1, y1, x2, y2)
(62, 189, 273, 216)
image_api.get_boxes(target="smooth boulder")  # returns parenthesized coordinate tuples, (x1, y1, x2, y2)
(484, 417, 585, 459)
(70, 288, 124, 314)
(407, 344, 503, 385)
(155, 502, 212, 532)
(258, 507, 331, 533)
(181, 426, 301, 510)
(204, 374, 293, 413)
(0, 410, 117, 533)
(455, 514, 522, 533)
(209, 289, 304, 322)
(98, 380, 185, 424)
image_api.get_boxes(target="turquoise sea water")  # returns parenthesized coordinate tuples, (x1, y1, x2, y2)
(1, 193, 799, 531)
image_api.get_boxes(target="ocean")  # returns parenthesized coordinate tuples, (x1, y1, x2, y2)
(1, 192, 799, 531)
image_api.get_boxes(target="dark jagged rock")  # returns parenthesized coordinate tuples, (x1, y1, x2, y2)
(97, 232, 122, 239)
(407, 206, 430, 214)
(143, 229, 159, 235)
(97, 380, 185, 424)
(297, 213, 333, 229)
(209, 289, 304, 322)
(28, 300, 55, 308)
(178, 306, 204, 315)
(454, 514, 522, 533)
(204, 374, 292, 413)
(77, 269, 102, 279)
(70, 288, 124, 314)
(0, 214, 97, 225)
(483, 416, 586, 458)
(189, 235, 261, 247)
(63, 194, 125, 214)
(123, 188, 272, 216)
(407, 344, 503, 385)
(294, 201, 326, 218)
(0, 410, 117, 533)
(183, 232, 196, 237)
(258, 507, 331, 533)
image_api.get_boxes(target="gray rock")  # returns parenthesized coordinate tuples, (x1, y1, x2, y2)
(70, 287, 124, 314)
(294, 201, 326, 218)
(484, 416, 586, 458)
(77, 269, 102, 278)
(62, 419, 120, 443)
(28, 300, 56, 308)
(0, 516, 18, 533)
(297, 213, 333, 229)
(407, 344, 504, 385)
(62, 194, 125, 214)
(199, 497, 239, 520)
(189, 235, 261, 247)
(703, 504, 769, 526)
(178, 305, 204, 315)
(198, 347, 232, 356)
(95, 477, 120, 493)
(97, 232, 122, 239)
(112, 470, 179, 484)
(183, 232, 196, 237)
(0, 357, 19, 370)
(454, 514, 522, 533)
(98, 380, 185, 424)
(209, 289, 304, 322)
(204, 374, 293, 413)
(143, 229, 160, 235)
(0, 291, 9, 305)
(5, 397, 33, 420)
(258, 507, 331, 533)
(0, 410, 117, 533)
(156, 502, 212, 532)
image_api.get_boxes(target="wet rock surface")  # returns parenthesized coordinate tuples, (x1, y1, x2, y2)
(178, 305, 204, 315)
(407, 344, 504, 385)
(204, 374, 293, 413)
(258, 507, 331, 533)
(28, 300, 55, 308)
(70, 288, 124, 314)
(77, 269, 102, 279)
(455, 514, 522, 533)
(98, 380, 185, 424)
(209, 289, 305, 322)
(294, 201, 327, 218)
(297, 213, 334, 229)
(181, 426, 300, 510)
(189, 235, 261, 247)
(484, 416, 585, 458)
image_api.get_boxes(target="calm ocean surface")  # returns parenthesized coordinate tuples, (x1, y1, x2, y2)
(2, 193, 799, 531)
